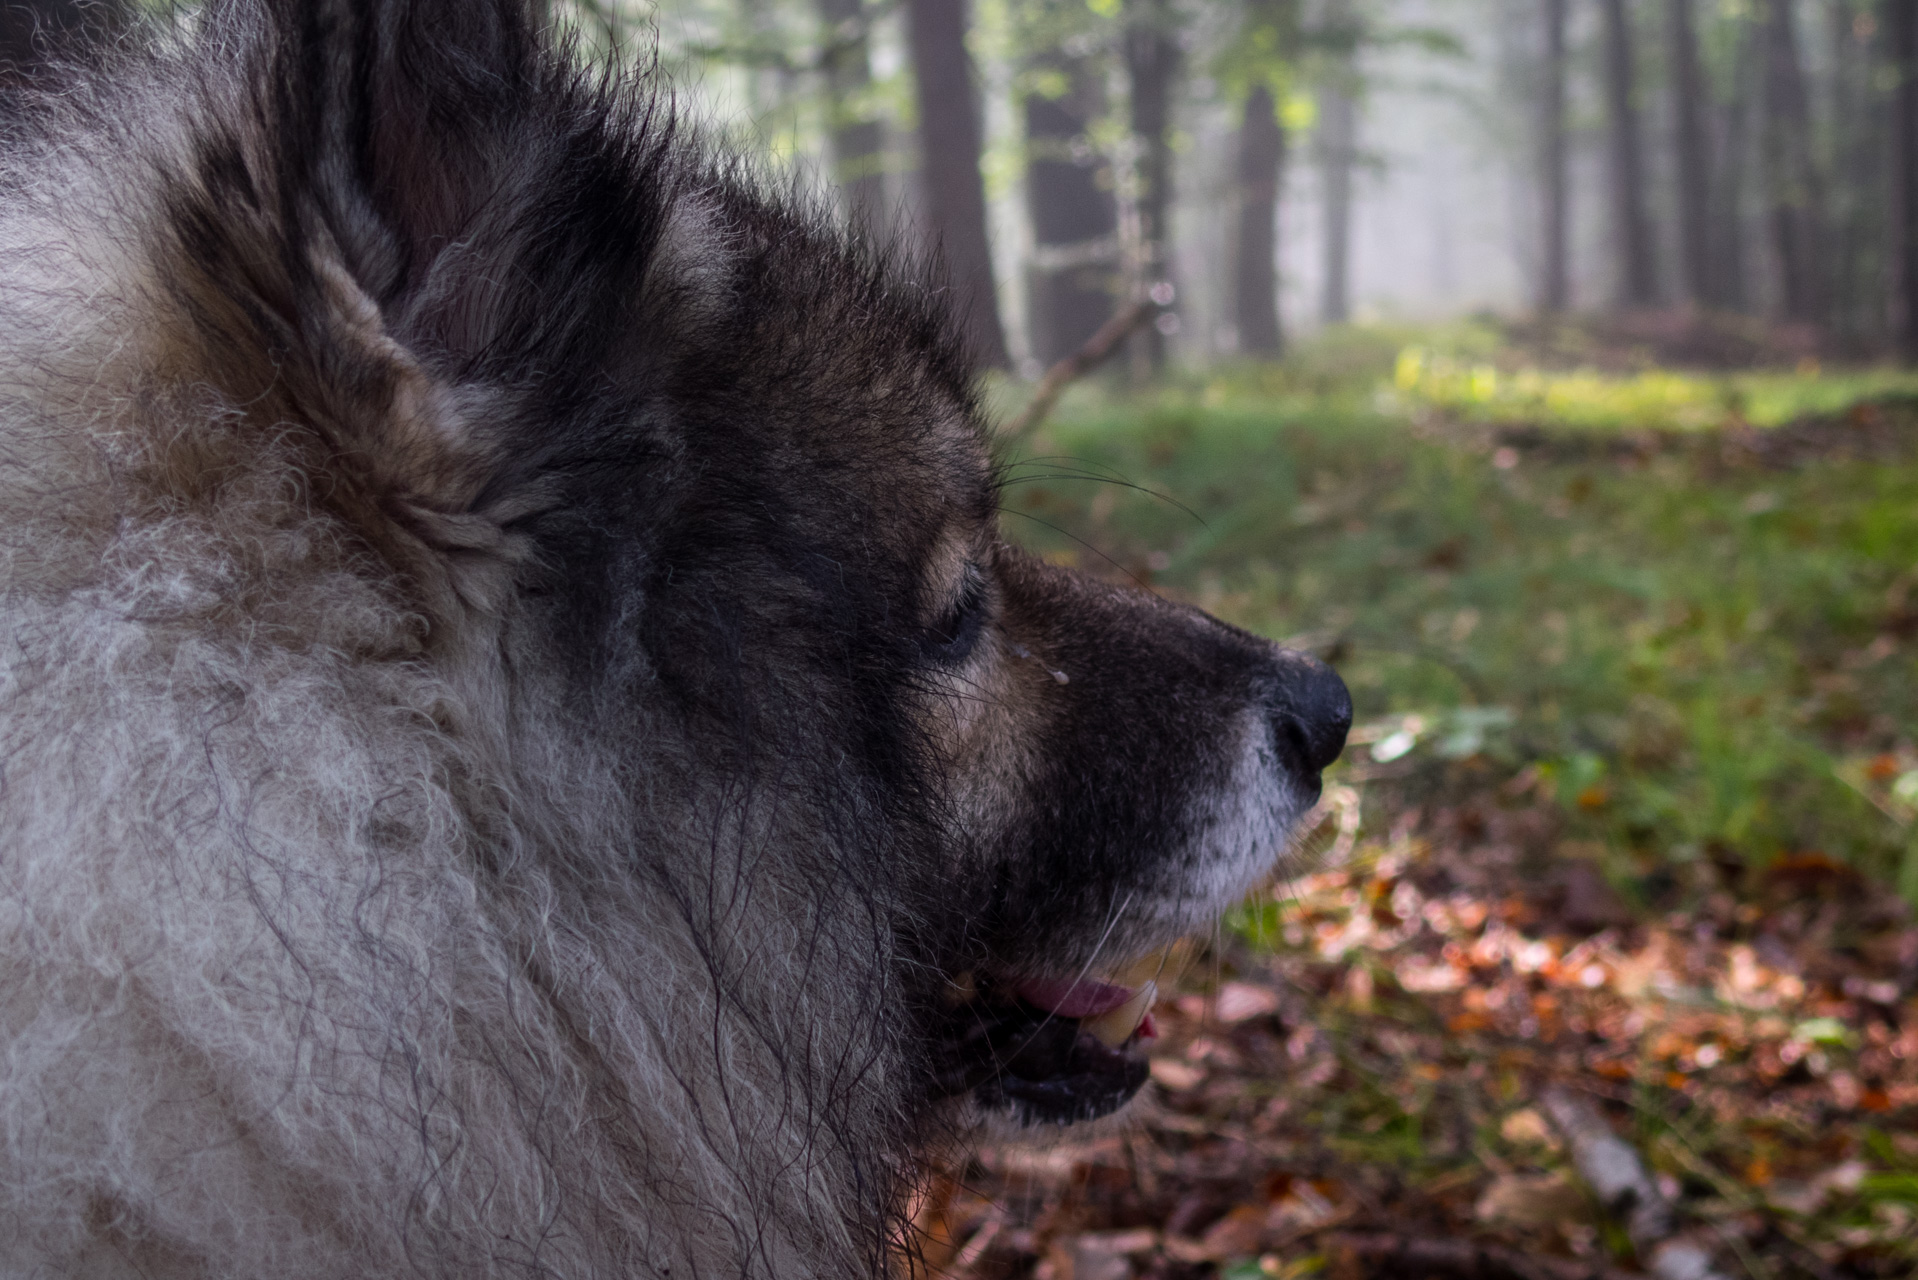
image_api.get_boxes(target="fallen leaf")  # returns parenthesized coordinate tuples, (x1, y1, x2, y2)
(1498, 1108, 1556, 1147)
(1473, 1172, 1590, 1229)
(1149, 1058, 1204, 1090)
(1215, 981, 1283, 1023)
(1199, 1205, 1270, 1260)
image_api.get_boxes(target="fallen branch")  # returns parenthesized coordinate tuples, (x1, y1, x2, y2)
(1541, 1085, 1735, 1280)
(995, 296, 1166, 448)
(1321, 1231, 1638, 1280)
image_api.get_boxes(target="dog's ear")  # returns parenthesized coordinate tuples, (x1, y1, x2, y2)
(257, 0, 546, 314)
(152, 0, 590, 610)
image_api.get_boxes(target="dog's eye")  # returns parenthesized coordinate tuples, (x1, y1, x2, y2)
(922, 567, 988, 665)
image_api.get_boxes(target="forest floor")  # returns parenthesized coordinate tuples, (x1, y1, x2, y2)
(923, 328, 1918, 1280)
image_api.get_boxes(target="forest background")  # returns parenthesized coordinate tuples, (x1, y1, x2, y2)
(15, 0, 1918, 1275)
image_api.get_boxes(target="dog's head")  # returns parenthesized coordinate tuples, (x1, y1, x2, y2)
(0, 0, 1345, 1269)
(120, 0, 1346, 1126)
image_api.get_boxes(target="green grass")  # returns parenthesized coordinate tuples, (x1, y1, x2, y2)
(1391, 348, 1918, 432)
(1000, 345, 1918, 900)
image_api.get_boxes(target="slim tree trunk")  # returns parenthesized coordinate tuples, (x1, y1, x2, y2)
(1318, 80, 1357, 324)
(815, 0, 886, 234)
(1759, 0, 1826, 324)
(1600, 0, 1656, 306)
(1712, 25, 1757, 310)
(1024, 56, 1120, 366)
(1540, 0, 1571, 313)
(1893, 0, 1918, 358)
(1668, 0, 1714, 306)
(1823, 0, 1877, 341)
(905, 0, 1009, 370)
(1124, 0, 1179, 374)
(1236, 83, 1286, 356)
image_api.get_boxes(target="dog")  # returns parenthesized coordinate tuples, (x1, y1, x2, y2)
(0, 2, 1350, 1276)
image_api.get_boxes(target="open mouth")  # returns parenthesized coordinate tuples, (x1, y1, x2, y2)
(929, 970, 1161, 1125)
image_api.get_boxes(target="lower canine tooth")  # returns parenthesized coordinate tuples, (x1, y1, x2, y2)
(1083, 980, 1157, 1048)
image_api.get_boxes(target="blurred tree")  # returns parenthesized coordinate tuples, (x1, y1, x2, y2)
(1666, 0, 1714, 307)
(1216, 0, 1304, 357)
(1599, 0, 1656, 306)
(814, 0, 886, 233)
(907, 0, 1011, 369)
(1124, 0, 1179, 373)
(1708, 14, 1756, 312)
(1824, 0, 1888, 346)
(1236, 83, 1287, 355)
(1313, 2, 1363, 328)
(1539, 0, 1570, 313)
(1759, 0, 1825, 324)
(1894, 0, 1918, 358)
(1024, 48, 1120, 365)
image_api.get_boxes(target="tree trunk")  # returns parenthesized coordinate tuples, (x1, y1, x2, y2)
(1024, 56, 1120, 366)
(1893, 0, 1918, 358)
(1236, 83, 1286, 357)
(1711, 24, 1756, 311)
(1540, 0, 1571, 313)
(1667, 0, 1714, 306)
(815, 0, 886, 235)
(1124, 0, 1179, 375)
(1822, 0, 1877, 341)
(905, 0, 1009, 371)
(1759, 0, 1826, 325)
(1318, 80, 1357, 325)
(1599, 0, 1656, 306)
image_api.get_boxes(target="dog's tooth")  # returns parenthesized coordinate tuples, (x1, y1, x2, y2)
(1082, 980, 1156, 1048)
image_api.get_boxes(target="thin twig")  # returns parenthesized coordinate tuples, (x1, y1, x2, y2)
(996, 297, 1167, 448)
(1541, 1085, 1737, 1280)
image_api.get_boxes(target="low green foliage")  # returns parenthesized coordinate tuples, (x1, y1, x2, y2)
(1391, 348, 1918, 433)
(1001, 339, 1918, 899)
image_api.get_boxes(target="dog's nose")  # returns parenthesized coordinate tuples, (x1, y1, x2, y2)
(1268, 652, 1352, 775)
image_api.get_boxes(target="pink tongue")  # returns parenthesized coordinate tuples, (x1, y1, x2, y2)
(1014, 975, 1137, 1019)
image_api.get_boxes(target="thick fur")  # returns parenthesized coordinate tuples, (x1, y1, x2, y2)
(0, 4, 1348, 1277)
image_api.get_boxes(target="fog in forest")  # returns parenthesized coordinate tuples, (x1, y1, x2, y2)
(567, 0, 1904, 372)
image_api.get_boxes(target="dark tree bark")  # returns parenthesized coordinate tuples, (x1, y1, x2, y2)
(1711, 25, 1757, 311)
(1759, 0, 1826, 324)
(1539, 0, 1571, 313)
(814, 0, 886, 234)
(1236, 83, 1286, 357)
(1318, 80, 1357, 324)
(905, 0, 1009, 370)
(1124, 0, 1179, 374)
(1667, 0, 1714, 306)
(1599, 0, 1657, 306)
(1024, 56, 1120, 366)
(1823, 0, 1880, 341)
(1893, 0, 1918, 358)
(0, 0, 123, 91)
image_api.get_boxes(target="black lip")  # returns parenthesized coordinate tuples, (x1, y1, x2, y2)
(929, 993, 1152, 1126)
